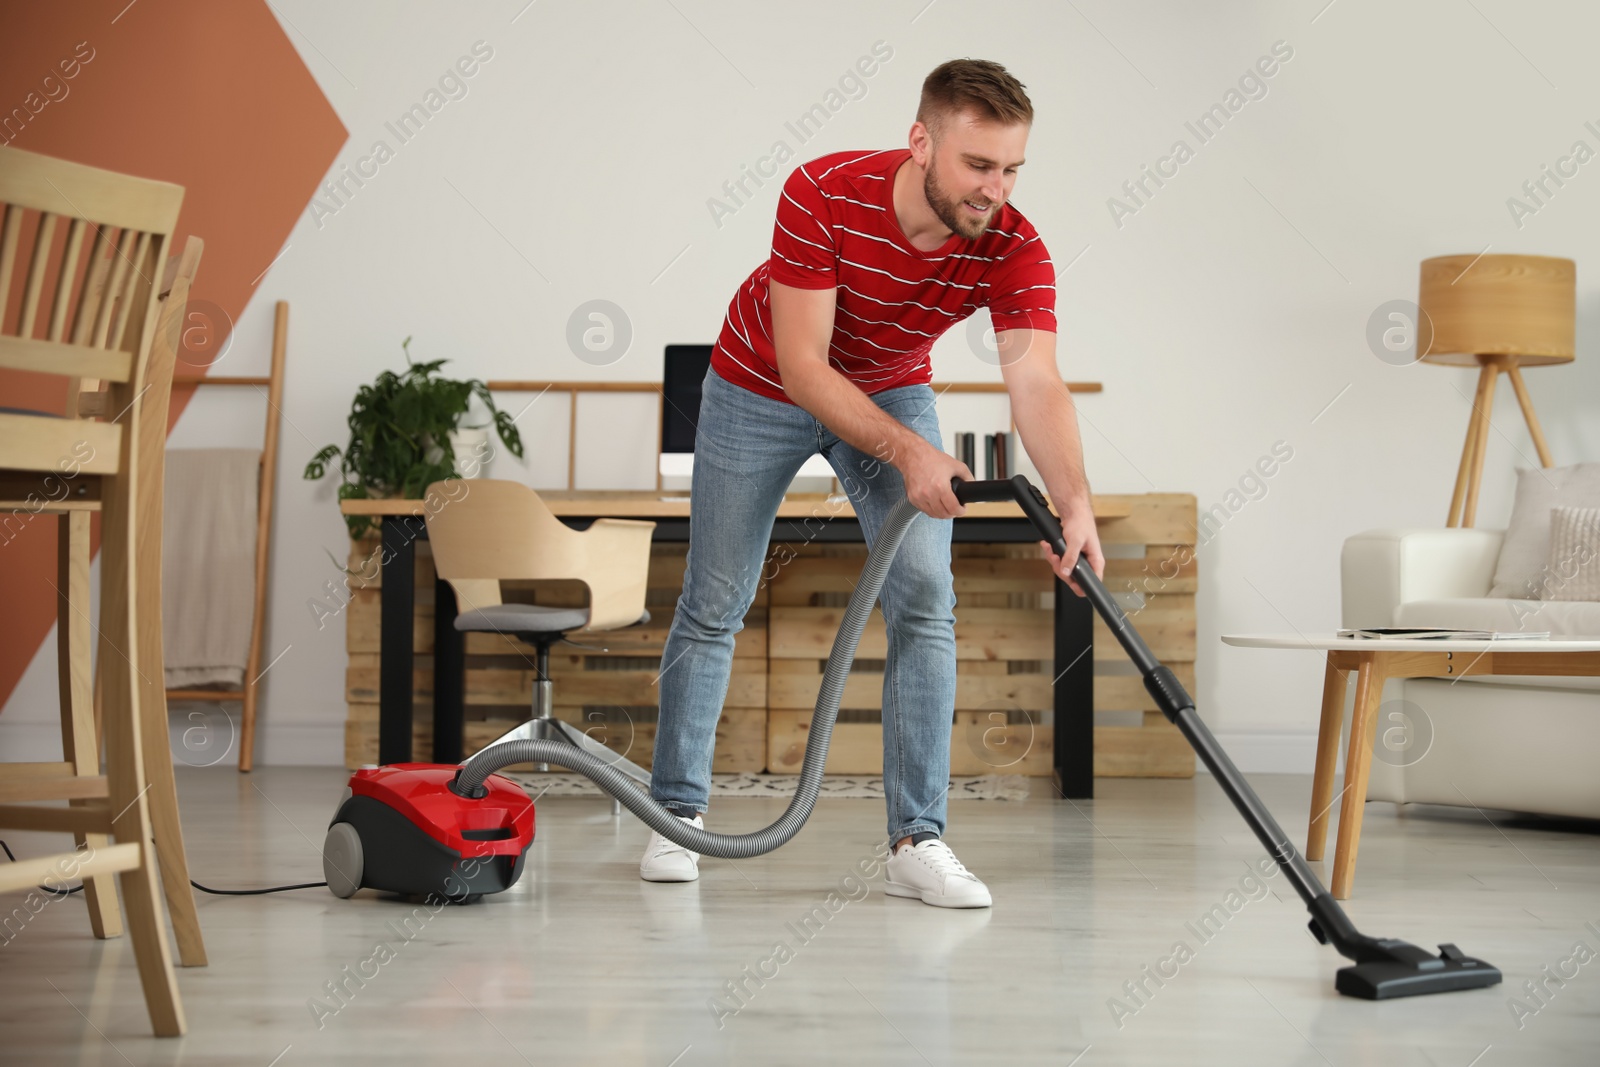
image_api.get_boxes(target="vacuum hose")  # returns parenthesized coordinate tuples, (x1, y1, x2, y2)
(451, 493, 923, 858)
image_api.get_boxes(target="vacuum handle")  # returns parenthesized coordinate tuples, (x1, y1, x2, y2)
(950, 475, 1069, 557)
(950, 474, 1151, 669)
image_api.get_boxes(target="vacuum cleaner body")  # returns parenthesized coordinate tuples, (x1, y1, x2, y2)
(324, 764, 535, 902)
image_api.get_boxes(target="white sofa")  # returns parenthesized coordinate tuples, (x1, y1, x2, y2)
(1340, 527, 1600, 820)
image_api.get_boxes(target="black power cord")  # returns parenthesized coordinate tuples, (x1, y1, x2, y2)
(2, 840, 326, 896)
(190, 878, 326, 895)
(1, 840, 83, 896)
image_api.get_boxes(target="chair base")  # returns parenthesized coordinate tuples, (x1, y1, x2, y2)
(476, 715, 652, 800)
(462, 632, 651, 814)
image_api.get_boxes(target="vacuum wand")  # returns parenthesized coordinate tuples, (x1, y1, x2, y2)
(950, 476, 1502, 1000)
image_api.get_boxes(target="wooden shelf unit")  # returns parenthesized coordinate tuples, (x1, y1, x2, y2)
(339, 492, 1196, 779)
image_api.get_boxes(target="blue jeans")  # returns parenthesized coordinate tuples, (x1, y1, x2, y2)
(651, 366, 956, 841)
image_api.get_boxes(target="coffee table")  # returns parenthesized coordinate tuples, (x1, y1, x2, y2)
(1221, 633, 1600, 898)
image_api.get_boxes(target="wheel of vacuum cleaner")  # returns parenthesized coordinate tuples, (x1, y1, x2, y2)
(323, 822, 364, 898)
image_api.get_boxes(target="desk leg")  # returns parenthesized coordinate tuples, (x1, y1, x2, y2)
(1306, 655, 1349, 862)
(433, 578, 465, 764)
(378, 516, 417, 766)
(1053, 580, 1094, 798)
(1332, 654, 1386, 899)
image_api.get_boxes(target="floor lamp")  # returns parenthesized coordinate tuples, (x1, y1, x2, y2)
(1416, 253, 1575, 528)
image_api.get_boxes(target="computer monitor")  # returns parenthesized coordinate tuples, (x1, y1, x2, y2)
(659, 345, 711, 478)
(661, 344, 711, 451)
(657, 343, 834, 479)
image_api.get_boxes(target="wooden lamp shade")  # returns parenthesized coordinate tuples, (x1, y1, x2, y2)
(1417, 254, 1574, 366)
(1415, 254, 1577, 527)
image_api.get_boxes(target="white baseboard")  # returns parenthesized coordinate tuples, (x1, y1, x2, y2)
(1196, 731, 1328, 776)
(255, 724, 346, 766)
(0, 718, 346, 767)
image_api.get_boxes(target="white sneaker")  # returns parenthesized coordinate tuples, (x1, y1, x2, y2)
(885, 839, 992, 908)
(640, 813, 703, 882)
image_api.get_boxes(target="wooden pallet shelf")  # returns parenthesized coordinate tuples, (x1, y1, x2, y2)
(340, 492, 1198, 778)
(341, 537, 767, 770)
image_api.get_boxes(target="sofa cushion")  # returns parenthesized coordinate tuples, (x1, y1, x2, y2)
(1488, 463, 1600, 598)
(1395, 596, 1600, 636)
(1545, 505, 1600, 602)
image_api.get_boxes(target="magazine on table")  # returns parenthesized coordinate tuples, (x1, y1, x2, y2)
(1335, 627, 1551, 641)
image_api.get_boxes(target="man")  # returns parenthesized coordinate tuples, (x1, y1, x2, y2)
(642, 59, 1104, 907)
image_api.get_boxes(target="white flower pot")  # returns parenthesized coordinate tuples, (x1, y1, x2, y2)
(449, 427, 492, 478)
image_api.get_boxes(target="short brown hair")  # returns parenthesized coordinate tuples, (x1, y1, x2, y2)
(917, 59, 1033, 138)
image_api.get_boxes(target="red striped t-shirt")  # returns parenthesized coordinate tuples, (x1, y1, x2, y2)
(710, 148, 1057, 404)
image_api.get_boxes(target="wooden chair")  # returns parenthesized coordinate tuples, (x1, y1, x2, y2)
(422, 479, 655, 784)
(9, 238, 209, 959)
(0, 146, 188, 1036)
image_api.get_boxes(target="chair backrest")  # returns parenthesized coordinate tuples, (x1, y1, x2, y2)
(134, 236, 204, 498)
(132, 237, 204, 726)
(0, 147, 184, 401)
(423, 479, 590, 613)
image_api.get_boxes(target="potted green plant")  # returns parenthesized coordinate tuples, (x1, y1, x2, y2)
(304, 337, 524, 538)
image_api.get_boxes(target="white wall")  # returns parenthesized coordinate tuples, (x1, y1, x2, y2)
(8, 0, 1596, 769)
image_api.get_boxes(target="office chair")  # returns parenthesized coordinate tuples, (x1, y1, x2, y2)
(422, 479, 657, 796)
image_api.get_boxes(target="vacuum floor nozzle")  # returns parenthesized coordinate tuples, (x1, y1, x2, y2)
(1335, 940, 1503, 1000)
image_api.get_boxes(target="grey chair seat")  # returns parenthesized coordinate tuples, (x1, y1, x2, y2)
(454, 603, 649, 635)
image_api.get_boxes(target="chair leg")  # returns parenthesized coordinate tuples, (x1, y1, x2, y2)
(57, 511, 121, 939)
(131, 561, 206, 967)
(138, 690, 208, 967)
(99, 482, 186, 1036)
(127, 419, 208, 966)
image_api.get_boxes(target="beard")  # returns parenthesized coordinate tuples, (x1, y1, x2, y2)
(924, 158, 997, 240)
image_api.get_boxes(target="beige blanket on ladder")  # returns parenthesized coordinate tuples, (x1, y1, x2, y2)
(163, 448, 261, 690)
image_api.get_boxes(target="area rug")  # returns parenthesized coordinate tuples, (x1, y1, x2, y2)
(500, 771, 1031, 802)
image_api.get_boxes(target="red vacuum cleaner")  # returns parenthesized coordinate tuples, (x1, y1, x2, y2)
(323, 764, 534, 904)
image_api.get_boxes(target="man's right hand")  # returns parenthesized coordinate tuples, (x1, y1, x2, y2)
(898, 440, 973, 519)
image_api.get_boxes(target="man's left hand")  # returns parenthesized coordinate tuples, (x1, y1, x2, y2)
(1039, 494, 1104, 598)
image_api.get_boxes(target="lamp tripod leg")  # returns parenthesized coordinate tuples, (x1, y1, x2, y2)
(1448, 364, 1493, 527)
(1505, 362, 1555, 468)
(1460, 361, 1499, 528)
(1446, 405, 1479, 528)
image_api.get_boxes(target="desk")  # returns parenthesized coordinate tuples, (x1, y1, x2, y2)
(342, 491, 1135, 798)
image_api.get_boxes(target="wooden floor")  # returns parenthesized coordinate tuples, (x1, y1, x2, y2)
(1, 767, 1596, 1065)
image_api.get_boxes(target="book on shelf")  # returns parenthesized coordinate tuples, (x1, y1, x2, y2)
(957, 430, 1021, 481)
(1335, 627, 1552, 641)
(956, 432, 975, 472)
